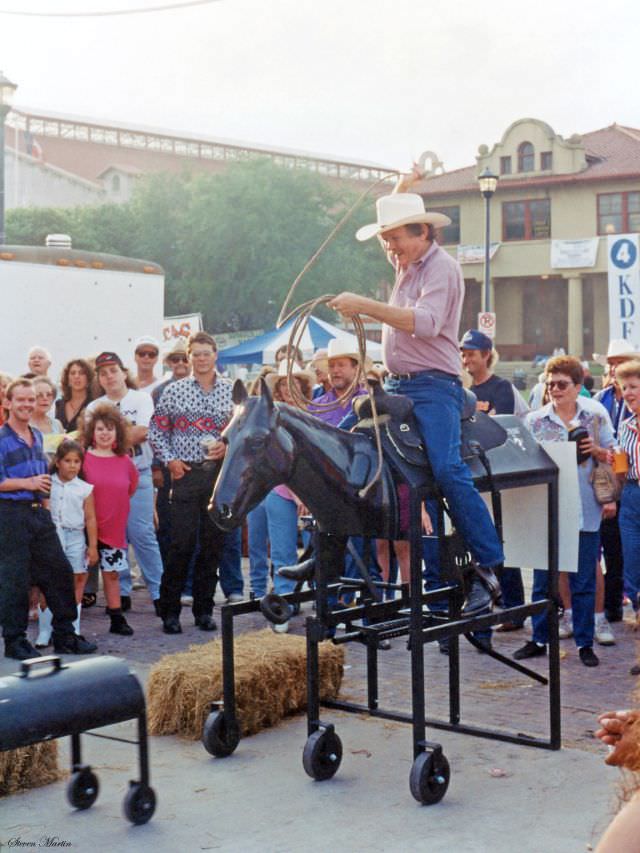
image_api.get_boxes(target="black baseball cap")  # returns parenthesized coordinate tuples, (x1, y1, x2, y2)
(95, 351, 124, 370)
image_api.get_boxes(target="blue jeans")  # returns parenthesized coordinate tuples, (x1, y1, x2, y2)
(247, 501, 270, 597)
(122, 467, 164, 601)
(265, 491, 298, 596)
(531, 530, 600, 648)
(500, 568, 525, 611)
(386, 372, 504, 569)
(619, 481, 640, 610)
(219, 527, 244, 597)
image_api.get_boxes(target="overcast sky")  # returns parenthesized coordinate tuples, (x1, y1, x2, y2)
(2, 0, 640, 172)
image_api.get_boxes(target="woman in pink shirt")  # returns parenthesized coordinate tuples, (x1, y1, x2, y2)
(82, 403, 139, 636)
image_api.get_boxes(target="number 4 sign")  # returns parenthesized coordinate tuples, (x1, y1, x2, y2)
(477, 311, 496, 339)
(607, 234, 640, 347)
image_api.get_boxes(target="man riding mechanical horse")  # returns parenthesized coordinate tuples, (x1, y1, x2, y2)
(322, 175, 505, 615)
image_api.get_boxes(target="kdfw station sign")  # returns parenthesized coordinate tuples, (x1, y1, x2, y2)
(608, 234, 640, 347)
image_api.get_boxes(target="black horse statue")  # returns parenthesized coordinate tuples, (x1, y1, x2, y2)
(210, 378, 401, 540)
(209, 377, 502, 611)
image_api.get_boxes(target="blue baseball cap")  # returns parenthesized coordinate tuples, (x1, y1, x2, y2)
(460, 329, 493, 351)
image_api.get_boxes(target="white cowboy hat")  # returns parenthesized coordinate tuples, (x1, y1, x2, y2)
(265, 359, 315, 394)
(593, 338, 638, 365)
(326, 338, 374, 373)
(355, 193, 452, 242)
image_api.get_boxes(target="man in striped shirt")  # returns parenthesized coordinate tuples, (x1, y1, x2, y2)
(0, 379, 97, 659)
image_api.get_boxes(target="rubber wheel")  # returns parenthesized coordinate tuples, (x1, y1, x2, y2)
(202, 711, 240, 757)
(409, 751, 450, 805)
(260, 593, 292, 625)
(302, 729, 343, 781)
(123, 782, 156, 825)
(67, 768, 99, 810)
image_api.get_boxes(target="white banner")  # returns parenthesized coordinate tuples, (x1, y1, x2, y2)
(607, 234, 640, 347)
(550, 237, 599, 269)
(456, 242, 500, 264)
(162, 313, 203, 345)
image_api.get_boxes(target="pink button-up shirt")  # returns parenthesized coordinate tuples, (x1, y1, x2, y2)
(382, 242, 464, 376)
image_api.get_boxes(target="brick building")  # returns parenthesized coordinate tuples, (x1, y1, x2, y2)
(412, 118, 640, 359)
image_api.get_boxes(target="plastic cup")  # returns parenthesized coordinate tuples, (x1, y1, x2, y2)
(613, 448, 629, 474)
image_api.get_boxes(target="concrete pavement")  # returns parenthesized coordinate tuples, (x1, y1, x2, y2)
(1, 575, 637, 852)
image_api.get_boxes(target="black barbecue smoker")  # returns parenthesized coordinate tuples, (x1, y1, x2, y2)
(0, 655, 156, 824)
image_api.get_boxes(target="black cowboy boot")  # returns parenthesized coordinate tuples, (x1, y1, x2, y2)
(462, 564, 502, 616)
(278, 557, 315, 583)
(278, 534, 346, 586)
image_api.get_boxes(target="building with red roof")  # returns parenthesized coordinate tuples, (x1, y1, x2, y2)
(405, 118, 640, 359)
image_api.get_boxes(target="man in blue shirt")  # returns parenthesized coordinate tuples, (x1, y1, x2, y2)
(460, 329, 516, 415)
(0, 379, 97, 660)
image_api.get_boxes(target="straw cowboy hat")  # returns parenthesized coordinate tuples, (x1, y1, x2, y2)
(163, 337, 188, 362)
(593, 338, 638, 365)
(265, 360, 315, 395)
(309, 347, 329, 374)
(327, 338, 374, 372)
(355, 193, 452, 242)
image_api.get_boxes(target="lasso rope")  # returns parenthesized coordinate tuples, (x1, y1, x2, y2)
(277, 170, 400, 498)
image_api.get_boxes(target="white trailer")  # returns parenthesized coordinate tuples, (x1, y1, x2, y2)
(0, 242, 164, 378)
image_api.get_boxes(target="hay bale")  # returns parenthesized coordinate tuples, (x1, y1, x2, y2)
(147, 629, 344, 739)
(0, 741, 63, 796)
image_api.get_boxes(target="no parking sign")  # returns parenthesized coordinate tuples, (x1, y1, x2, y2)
(477, 311, 496, 339)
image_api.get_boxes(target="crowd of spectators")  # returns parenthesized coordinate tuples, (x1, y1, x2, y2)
(2, 328, 640, 675)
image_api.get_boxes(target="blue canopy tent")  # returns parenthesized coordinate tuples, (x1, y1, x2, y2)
(217, 316, 382, 366)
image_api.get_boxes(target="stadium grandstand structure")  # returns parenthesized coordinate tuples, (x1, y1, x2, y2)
(6, 106, 398, 185)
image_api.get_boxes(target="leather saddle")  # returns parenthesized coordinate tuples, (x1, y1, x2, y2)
(352, 381, 508, 469)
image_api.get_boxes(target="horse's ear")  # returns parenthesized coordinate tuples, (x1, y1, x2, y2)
(259, 376, 274, 412)
(232, 379, 248, 405)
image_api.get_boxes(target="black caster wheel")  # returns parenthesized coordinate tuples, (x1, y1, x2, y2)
(409, 750, 450, 805)
(202, 710, 240, 757)
(260, 593, 292, 625)
(302, 728, 342, 781)
(123, 781, 156, 825)
(67, 767, 99, 810)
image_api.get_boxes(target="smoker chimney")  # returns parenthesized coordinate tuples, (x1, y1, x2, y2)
(45, 234, 72, 249)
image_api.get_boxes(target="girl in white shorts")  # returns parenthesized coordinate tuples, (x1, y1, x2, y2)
(36, 439, 98, 647)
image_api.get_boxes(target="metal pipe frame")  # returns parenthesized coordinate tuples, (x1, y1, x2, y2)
(213, 468, 561, 757)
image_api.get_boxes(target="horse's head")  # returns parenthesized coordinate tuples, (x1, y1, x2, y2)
(209, 378, 296, 530)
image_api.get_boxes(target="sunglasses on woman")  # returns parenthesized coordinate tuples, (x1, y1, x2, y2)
(168, 355, 188, 364)
(545, 379, 573, 390)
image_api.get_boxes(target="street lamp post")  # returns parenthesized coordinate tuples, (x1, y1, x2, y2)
(477, 166, 499, 313)
(0, 71, 18, 246)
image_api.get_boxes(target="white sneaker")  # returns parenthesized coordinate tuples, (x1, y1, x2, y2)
(595, 617, 616, 646)
(35, 607, 53, 648)
(226, 593, 244, 603)
(272, 621, 289, 634)
(558, 613, 573, 639)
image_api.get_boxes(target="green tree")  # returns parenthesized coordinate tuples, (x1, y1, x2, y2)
(5, 160, 393, 332)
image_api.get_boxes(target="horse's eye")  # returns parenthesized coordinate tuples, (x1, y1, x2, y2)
(247, 436, 266, 452)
